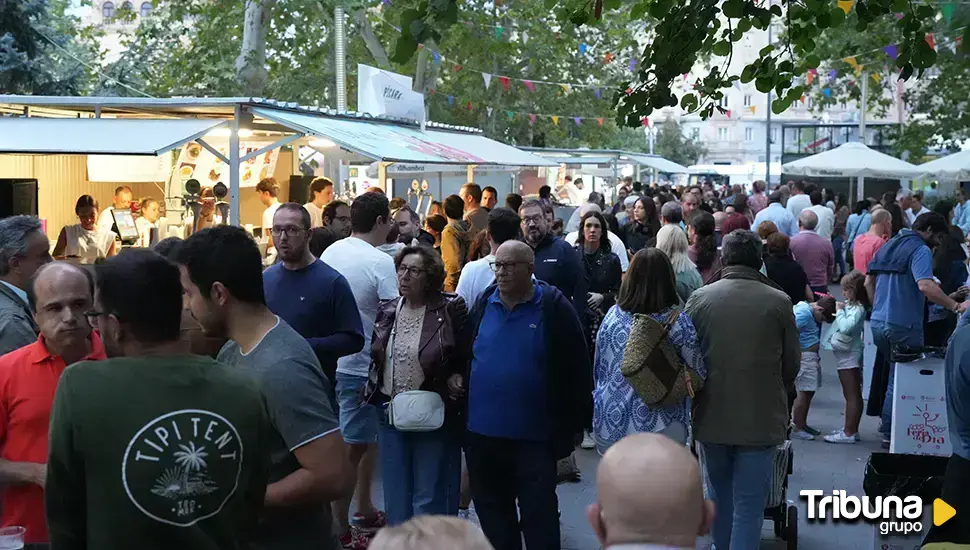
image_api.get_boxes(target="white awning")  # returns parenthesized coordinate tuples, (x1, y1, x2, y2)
(919, 150, 970, 181)
(624, 154, 689, 174)
(254, 107, 557, 167)
(782, 142, 922, 179)
(0, 118, 227, 155)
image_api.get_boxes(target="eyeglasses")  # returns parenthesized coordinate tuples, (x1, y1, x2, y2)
(397, 266, 426, 278)
(522, 214, 544, 225)
(271, 226, 306, 237)
(489, 261, 530, 273)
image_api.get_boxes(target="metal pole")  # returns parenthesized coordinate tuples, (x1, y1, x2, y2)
(765, 10, 772, 185)
(334, 5, 347, 112)
(857, 71, 868, 201)
(229, 104, 241, 225)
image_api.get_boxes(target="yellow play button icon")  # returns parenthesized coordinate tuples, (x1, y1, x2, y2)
(934, 498, 957, 526)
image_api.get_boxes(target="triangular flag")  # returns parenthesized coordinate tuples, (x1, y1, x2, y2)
(487, 107, 493, 116)
(523, 80, 535, 92)
(625, 87, 633, 95)
(829, 68, 839, 79)
(453, 64, 463, 72)
(447, 95, 454, 105)
(432, 51, 441, 65)
(749, 105, 757, 114)
(467, 102, 473, 110)
(551, 116, 560, 126)
(726, 109, 732, 118)
(603, 52, 614, 64)
(494, 26, 504, 39)
(844, 56, 863, 74)
(807, 71, 815, 85)
(382, 0, 391, 4)
(872, 73, 882, 83)
(883, 44, 898, 59)
(574, 117, 582, 126)
(482, 73, 492, 89)
(596, 117, 604, 126)
(822, 88, 832, 98)
(838, 0, 853, 14)
(579, 43, 588, 55)
(498, 76, 510, 91)
(529, 114, 537, 124)
(943, 3, 956, 23)
(628, 58, 637, 72)
(641, 117, 650, 127)
(926, 33, 936, 51)
(506, 110, 515, 121)
(522, 31, 529, 44)
(800, 95, 806, 104)
(560, 84, 571, 94)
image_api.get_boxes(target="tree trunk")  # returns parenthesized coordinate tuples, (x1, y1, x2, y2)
(354, 9, 391, 69)
(236, 0, 276, 96)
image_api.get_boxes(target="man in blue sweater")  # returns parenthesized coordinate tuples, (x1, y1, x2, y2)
(264, 203, 364, 384)
(518, 200, 588, 322)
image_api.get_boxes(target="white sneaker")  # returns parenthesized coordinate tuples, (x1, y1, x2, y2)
(824, 430, 860, 444)
(791, 429, 815, 441)
(581, 431, 595, 449)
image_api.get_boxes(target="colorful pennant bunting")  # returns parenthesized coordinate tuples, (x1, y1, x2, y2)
(574, 117, 582, 126)
(883, 44, 898, 59)
(498, 76, 510, 91)
(523, 80, 536, 92)
(926, 33, 936, 51)
(482, 73, 492, 89)
(551, 116, 560, 126)
(838, 0, 853, 15)
(506, 111, 515, 120)
(596, 118, 604, 126)
(529, 114, 537, 124)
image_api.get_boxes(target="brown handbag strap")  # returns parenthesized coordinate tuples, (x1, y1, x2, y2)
(662, 307, 681, 331)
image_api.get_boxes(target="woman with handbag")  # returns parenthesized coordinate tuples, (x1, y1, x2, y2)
(821, 271, 869, 444)
(591, 248, 707, 454)
(367, 245, 467, 525)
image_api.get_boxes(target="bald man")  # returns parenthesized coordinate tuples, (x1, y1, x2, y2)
(0, 262, 106, 546)
(588, 433, 714, 549)
(790, 209, 835, 294)
(464, 240, 591, 550)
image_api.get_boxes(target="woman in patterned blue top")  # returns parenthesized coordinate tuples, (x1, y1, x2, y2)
(592, 248, 708, 454)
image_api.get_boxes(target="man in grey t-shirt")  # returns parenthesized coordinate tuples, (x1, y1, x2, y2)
(178, 226, 353, 550)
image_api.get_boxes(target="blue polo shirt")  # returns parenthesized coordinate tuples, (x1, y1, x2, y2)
(468, 282, 548, 441)
(870, 233, 934, 330)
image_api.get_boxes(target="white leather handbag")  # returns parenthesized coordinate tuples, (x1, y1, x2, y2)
(385, 301, 445, 432)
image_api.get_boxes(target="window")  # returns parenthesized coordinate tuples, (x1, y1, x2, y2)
(807, 97, 814, 109)
(743, 94, 752, 107)
(745, 127, 754, 141)
(140, 2, 152, 16)
(102, 1, 115, 18)
(121, 1, 133, 12)
(691, 127, 700, 140)
(770, 128, 777, 143)
(717, 127, 729, 141)
(719, 96, 729, 109)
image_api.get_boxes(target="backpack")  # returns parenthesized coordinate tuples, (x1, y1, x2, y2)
(620, 308, 704, 409)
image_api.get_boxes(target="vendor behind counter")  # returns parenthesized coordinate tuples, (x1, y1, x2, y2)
(52, 195, 117, 264)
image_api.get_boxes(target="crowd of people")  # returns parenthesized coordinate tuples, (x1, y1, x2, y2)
(0, 173, 968, 550)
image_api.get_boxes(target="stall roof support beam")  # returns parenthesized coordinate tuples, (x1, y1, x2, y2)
(196, 138, 230, 164)
(229, 105, 241, 226)
(239, 133, 303, 163)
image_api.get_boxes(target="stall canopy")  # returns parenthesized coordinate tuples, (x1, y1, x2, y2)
(782, 142, 922, 179)
(623, 153, 689, 174)
(520, 147, 688, 174)
(919, 150, 970, 181)
(0, 117, 226, 156)
(253, 107, 558, 167)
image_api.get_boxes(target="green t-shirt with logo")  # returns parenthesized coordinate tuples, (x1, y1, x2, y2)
(46, 355, 272, 550)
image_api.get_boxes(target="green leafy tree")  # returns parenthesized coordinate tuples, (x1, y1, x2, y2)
(0, 0, 103, 94)
(392, 0, 957, 127)
(654, 118, 706, 166)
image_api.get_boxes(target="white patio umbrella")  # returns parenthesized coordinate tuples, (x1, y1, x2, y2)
(918, 150, 970, 181)
(782, 141, 923, 201)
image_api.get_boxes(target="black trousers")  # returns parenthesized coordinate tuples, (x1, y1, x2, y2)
(465, 432, 561, 550)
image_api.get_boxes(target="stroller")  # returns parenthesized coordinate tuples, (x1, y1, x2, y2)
(764, 437, 798, 549)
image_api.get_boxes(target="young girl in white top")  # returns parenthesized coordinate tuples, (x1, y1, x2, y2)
(822, 270, 869, 444)
(53, 195, 116, 264)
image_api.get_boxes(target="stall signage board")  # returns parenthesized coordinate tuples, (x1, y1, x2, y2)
(173, 139, 280, 189)
(357, 64, 426, 126)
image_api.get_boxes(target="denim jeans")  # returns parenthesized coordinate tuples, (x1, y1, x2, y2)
(379, 415, 462, 526)
(870, 320, 924, 437)
(698, 442, 774, 550)
(832, 235, 847, 279)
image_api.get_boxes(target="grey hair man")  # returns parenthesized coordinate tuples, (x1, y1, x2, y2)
(791, 209, 834, 293)
(660, 201, 683, 226)
(0, 216, 52, 355)
(685, 229, 798, 550)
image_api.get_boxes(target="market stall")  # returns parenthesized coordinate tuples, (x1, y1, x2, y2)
(919, 150, 970, 182)
(782, 141, 923, 201)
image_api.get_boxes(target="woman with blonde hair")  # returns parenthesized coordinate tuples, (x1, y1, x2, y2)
(655, 224, 703, 302)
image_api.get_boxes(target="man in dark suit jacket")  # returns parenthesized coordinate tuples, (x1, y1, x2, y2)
(0, 216, 51, 355)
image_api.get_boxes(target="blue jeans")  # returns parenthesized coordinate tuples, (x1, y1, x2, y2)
(832, 236, 847, 279)
(870, 320, 924, 437)
(698, 442, 774, 550)
(379, 415, 462, 525)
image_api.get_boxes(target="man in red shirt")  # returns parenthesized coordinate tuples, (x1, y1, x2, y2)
(0, 262, 105, 546)
(853, 208, 892, 275)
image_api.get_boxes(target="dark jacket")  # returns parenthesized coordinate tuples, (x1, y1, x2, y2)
(0, 282, 37, 357)
(465, 281, 592, 459)
(533, 234, 589, 321)
(621, 220, 657, 253)
(366, 293, 468, 415)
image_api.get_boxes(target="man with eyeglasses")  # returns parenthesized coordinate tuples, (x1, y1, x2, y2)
(464, 240, 591, 550)
(0, 262, 105, 548)
(518, 200, 588, 323)
(264, 203, 364, 385)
